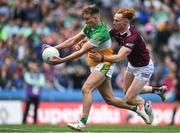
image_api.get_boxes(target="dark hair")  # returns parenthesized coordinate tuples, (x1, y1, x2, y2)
(82, 5, 99, 16)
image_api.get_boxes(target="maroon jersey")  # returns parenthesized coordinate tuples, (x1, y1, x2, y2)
(110, 25, 150, 67)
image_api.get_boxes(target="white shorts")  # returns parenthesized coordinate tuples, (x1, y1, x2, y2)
(90, 63, 114, 79)
(127, 59, 154, 82)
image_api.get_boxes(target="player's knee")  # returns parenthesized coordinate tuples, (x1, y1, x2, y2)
(82, 88, 91, 95)
(82, 85, 92, 95)
(104, 97, 114, 105)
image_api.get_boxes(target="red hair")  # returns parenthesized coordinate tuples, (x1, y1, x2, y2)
(116, 8, 135, 20)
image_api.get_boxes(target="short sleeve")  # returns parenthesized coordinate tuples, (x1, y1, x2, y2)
(124, 43, 135, 49)
(124, 33, 138, 50)
(81, 25, 88, 35)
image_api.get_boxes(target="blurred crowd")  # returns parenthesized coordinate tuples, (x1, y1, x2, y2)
(0, 0, 179, 101)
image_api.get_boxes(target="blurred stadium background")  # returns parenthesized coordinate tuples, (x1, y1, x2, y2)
(0, 0, 180, 132)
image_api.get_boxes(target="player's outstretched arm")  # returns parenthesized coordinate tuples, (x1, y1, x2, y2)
(90, 46, 131, 63)
(75, 38, 88, 50)
(55, 32, 86, 50)
(48, 42, 94, 65)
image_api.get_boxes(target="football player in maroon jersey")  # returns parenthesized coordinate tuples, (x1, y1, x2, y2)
(90, 8, 167, 124)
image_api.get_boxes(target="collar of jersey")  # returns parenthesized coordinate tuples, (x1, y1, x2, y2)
(91, 22, 103, 30)
(120, 25, 130, 35)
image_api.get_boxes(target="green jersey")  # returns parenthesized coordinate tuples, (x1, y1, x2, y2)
(81, 22, 113, 66)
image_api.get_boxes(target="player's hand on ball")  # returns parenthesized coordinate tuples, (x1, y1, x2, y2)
(41, 35, 55, 52)
(89, 51, 102, 62)
(48, 56, 63, 65)
(42, 44, 50, 52)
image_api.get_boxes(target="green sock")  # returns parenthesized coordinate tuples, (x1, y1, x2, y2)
(132, 106, 137, 112)
(80, 116, 88, 125)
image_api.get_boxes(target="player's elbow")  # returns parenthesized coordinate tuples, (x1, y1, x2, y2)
(111, 57, 121, 63)
(113, 55, 126, 63)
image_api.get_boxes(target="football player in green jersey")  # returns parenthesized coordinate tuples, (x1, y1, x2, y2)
(43, 5, 151, 131)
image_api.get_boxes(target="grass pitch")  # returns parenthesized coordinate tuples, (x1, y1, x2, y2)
(0, 125, 179, 133)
